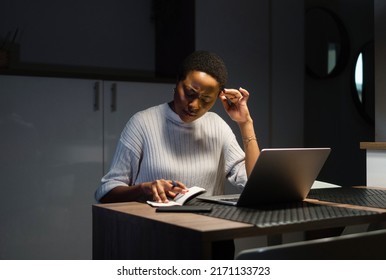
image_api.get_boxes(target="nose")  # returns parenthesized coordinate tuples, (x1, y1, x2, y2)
(188, 97, 200, 111)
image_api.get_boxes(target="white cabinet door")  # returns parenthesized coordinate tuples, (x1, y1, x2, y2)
(103, 81, 174, 172)
(0, 75, 103, 259)
(366, 150, 386, 187)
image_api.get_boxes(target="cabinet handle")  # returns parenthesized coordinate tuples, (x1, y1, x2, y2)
(111, 83, 117, 112)
(93, 82, 100, 111)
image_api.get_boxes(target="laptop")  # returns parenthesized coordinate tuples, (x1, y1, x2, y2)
(197, 147, 331, 207)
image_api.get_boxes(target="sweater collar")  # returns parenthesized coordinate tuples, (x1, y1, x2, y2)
(163, 102, 203, 127)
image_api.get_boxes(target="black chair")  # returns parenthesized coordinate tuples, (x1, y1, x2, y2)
(235, 229, 386, 260)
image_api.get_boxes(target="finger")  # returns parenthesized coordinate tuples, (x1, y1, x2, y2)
(167, 191, 178, 199)
(167, 180, 188, 197)
(239, 87, 250, 101)
(219, 94, 231, 110)
(224, 88, 242, 96)
(151, 182, 161, 202)
(167, 180, 179, 198)
(171, 180, 188, 191)
(220, 92, 238, 109)
(156, 184, 169, 202)
(223, 89, 244, 105)
(151, 181, 169, 203)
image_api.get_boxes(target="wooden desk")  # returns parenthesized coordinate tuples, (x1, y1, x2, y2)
(93, 191, 386, 259)
(93, 202, 257, 259)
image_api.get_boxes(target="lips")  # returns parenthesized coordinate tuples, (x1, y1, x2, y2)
(184, 109, 198, 117)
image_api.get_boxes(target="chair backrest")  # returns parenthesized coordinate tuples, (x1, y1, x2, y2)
(235, 229, 386, 260)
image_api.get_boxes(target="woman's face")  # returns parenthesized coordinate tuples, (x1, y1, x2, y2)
(172, 71, 221, 123)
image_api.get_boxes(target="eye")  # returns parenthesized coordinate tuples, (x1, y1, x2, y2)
(200, 96, 212, 104)
(184, 87, 197, 98)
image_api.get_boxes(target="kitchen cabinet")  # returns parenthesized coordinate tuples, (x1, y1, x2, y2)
(0, 75, 173, 259)
(102, 81, 173, 171)
(360, 142, 386, 188)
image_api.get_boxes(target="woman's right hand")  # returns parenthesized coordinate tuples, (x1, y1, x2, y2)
(141, 179, 188, 203)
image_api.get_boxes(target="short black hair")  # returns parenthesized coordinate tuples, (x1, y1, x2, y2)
(177, 50, 228, 90)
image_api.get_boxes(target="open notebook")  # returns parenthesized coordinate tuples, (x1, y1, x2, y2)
(198, 148, 331, 207)
(147, 186, 206, 207)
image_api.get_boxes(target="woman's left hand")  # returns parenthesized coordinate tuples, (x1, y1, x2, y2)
(219, 87, 252, 124)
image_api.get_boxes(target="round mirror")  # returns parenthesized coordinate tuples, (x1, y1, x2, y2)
(352, 42, 374, 125)
(355, 53, 363, 103)
(306, 8, 349, 78)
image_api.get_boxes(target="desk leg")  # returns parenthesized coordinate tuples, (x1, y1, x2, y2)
(304, 227, 345, 240)
(267, 234, 283, 246)
(212, 240, 235, 259)
(368, 221, 386, 231)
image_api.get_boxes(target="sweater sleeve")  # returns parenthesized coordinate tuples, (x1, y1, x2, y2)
(217, 119, 247, 190)
(94, 115, 143, 202)
(225, 134, 248, 190)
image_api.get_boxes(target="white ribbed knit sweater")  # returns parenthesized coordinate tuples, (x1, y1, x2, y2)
(95, 103, 247, 201)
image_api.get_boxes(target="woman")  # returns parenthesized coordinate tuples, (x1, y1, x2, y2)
(95, 50, 260, 204)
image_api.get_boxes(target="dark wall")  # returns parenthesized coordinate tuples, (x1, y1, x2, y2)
(154, 0, 195, 78)
(0, 0, 155, 74)
(375, 0, 386, 140)
(305, 0, 375, 186)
